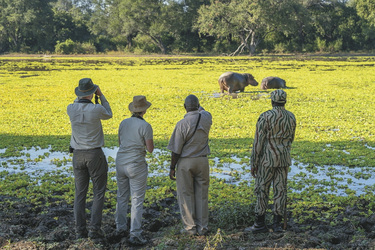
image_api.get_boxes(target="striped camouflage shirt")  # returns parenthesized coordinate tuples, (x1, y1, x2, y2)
(251, 106, 296, 168)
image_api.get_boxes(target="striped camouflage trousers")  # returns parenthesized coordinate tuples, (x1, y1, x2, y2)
(254, 165, 288, 216)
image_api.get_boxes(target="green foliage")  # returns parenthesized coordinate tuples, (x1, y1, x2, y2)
(0, 0, 56, 53)
(145, 177, 175, 207)
(0, 0, 374, 54)
(0, 55, 375, 235)
(195, 0, 312, 55)
(55, 39, 76, 54)
(209, 179, 255, 229)
(55, 39, 96, 54)
(133, 34, 159, 54)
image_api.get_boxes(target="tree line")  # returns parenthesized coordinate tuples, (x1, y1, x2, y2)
(0, 0, 374, 55)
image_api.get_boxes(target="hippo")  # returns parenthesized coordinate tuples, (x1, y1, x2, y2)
(260, 77, 286, 90)
(218, 72, 258, 94)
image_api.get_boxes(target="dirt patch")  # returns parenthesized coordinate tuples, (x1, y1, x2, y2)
(1, 194, 375, 249)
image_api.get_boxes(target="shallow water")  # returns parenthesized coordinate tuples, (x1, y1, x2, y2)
(0, 146, 374, 196)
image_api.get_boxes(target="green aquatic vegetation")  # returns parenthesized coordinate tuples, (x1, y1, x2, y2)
(1, 56, 374, 165)
(50, 157, 71, 167)
(0, 56, 375, 239)
(209, 178, 255, 229)
(354, 172, 372, 180)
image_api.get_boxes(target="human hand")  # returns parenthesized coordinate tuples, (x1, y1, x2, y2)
(251, 167, 258, 178)
(169, 169, 176, 180)
(95, 86, 103, 96)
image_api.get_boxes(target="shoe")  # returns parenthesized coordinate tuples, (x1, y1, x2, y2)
(76, 230, 88, 240)
(271, 214, 283, 233)
(128, 234, 147, 245)
(88, 229, 105, 239)
(115, 228, 128, 238)
(180, 228, 197, 236)
(244, 214, 269, 234)
(197, 228, 209, 236)
(244, 224, 269, 234)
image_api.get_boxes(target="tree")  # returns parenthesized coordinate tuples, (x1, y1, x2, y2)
(352, 0, 375, 49)
(306, 0, 362, 52)
(108, 0, 185, 54)
(195, 0, 306, 55)
(0, 0, 53, 52)
(174, 0, 211, 52)
(51, 0, 92, 44)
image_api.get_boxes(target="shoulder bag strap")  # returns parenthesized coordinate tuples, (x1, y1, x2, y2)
(182, 113, 201, 148)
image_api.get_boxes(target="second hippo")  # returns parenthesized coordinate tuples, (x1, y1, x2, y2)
(260, 77, 286, 90)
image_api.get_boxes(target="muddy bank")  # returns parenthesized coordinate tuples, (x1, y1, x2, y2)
(1, 193, 375, 250)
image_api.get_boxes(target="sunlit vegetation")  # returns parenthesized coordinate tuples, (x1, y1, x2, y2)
(0, 55, 375, 238)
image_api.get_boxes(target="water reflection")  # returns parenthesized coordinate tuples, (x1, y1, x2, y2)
(0, 146, 374, 196)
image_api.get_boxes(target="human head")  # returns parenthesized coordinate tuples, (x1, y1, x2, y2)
(271, 89, 287, 106)
(128, 95, 152, 115)
(184, 94, 200, 112)
(75, 78, 98, 98)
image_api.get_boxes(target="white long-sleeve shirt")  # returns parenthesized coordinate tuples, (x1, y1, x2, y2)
(67, 95, 112, 150)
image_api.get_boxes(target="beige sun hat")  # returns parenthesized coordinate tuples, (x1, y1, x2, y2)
(128, 95, 152, 112)
(270, 89, 287, 103)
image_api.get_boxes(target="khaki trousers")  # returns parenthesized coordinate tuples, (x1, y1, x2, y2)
(115, 161, 148, 237)
(176, 157, 209, 233)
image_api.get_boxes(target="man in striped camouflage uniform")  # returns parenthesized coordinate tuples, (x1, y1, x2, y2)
(246, 89, 296, 234)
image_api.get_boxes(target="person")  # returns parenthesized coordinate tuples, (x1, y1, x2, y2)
(245, 89, 296, 234)
(115, 95, 154, 245)
(67, 78, 113, 239)
(168, 94, 212, 236)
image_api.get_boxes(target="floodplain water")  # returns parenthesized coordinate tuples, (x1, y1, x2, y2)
(1, 146, 374, 196)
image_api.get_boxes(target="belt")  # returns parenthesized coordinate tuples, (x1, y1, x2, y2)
(181, 155, 207, 158)
(73, 147, 101, 151)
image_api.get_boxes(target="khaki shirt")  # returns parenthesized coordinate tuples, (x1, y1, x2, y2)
(168, 109, 212, 158)
(67, 95, 112, 150)
(251, 106, 296, 168)
(116, 116, 153, 165)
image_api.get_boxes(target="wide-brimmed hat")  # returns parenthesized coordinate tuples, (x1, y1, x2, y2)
(271, 89, 287, 103)
(128, 95, 152, 112)
(75, 78, 98, 97)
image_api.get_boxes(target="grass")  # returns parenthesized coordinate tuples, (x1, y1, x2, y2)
(0, 55, 375, 248)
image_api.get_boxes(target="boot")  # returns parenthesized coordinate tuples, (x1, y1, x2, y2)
(271, 214, 283, 233)
(244, 214, 268, 234)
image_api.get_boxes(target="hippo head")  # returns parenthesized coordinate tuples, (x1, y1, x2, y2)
(244, 73, 258, 86)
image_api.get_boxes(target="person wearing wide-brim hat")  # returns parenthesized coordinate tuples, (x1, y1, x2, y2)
(75, 78, 98, 97)
(128, 95, 152, 113)
(245, 89, 296, 234)
(115, 95, 154, 245)
(67, 78, 113, 240)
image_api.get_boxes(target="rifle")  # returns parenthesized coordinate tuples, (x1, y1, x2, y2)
(283, 168, 288, 230)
